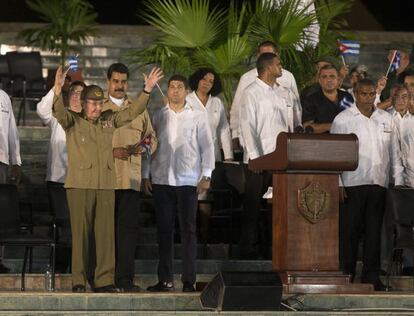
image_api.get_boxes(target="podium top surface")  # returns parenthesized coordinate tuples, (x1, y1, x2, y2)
(249, 132, 359, 172)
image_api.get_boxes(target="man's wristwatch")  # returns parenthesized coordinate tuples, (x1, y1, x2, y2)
(201, 176, 211, 181)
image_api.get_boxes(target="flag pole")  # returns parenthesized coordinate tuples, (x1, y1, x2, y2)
(385, 50, 397, 78)
(340, 55, 346, 66)
(142, 73, 165, 97)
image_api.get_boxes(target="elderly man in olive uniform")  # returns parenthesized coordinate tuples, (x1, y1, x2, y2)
(103, 63, 157, 292)
(52, 66, 163, 293)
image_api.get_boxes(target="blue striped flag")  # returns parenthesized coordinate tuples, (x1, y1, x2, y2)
(390, 51, 401, 73)
(337, 40, 360, 56)
(339, 95, 354, 110)
(68, 55, 78, 72)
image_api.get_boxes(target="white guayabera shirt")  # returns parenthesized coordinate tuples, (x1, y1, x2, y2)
(0, 89, 21, 167)
(230, 68, 301, 142)
(330, 104, 403, 187)
(239, 78, 291, 164)
(186, 91, 233, 162)
(142, 103, 215, 187)
(394, 112, 414, 187)
(36, 89, 68, 183)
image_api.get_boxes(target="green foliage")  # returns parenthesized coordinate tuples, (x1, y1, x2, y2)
(18, 0, 98, 66)
(129, 0, 355, 107)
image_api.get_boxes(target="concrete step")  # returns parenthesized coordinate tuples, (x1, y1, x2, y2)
(0, 289, 413, 315)
(2, 259, 272, 275)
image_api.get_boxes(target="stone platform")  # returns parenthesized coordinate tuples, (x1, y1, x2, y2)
(0, 274, 413, 315)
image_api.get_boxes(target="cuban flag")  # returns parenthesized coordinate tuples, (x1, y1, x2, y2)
(339, 95, 354, 110)
(138, 134, 152, 158)
(337, 40, 360, 56)
(390, 51, 401, 73)
(68, 55, 78, 72)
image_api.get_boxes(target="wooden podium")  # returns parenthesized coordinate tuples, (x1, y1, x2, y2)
(249, 132, 373, 294)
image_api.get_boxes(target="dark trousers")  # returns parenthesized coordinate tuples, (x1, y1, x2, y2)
(115, 189, 141, 288)
(341, 185, 386, 281)
(152, 184, 198, 284)
(239, 166, 272, 257)
(46, 181, 71, 273)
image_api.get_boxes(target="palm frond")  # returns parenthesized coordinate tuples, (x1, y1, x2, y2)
(141, 0, 225, 48)
(315, 0, 355, 56)
(193, 35, 252, 107)
(18, 0, 98, 65)
(126, 44, 192, 76)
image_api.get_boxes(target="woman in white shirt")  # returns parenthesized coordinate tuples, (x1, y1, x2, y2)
(186, 68, 233, 242)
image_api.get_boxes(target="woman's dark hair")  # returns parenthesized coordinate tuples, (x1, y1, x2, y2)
(189, 68, 222, 96)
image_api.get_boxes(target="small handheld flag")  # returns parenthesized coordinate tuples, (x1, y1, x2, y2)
(339, 95, 353, 110)
(390, 51, 401, 73)
(337, 40, 360, 56)
(68, 55, 78, 72)
(128, 134, 152, 158)
(385, 50, 401, 77)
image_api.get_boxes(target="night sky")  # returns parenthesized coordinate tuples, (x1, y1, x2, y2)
(0, 0, 413, 32)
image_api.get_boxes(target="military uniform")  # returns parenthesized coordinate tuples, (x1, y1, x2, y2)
(52, 87, 149, 288)
(103, 96, 157, 289)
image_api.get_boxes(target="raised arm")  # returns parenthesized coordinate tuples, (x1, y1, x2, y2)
(113, 67, 164, 127)
(52, 66, 75, 130)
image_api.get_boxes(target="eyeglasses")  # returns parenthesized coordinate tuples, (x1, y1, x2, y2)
(70, 91, 82, 96)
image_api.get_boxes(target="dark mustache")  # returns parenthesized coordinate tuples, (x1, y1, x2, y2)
(115, 89, 124, 92)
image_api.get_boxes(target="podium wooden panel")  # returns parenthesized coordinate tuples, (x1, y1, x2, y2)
(249, 132, 373, 294)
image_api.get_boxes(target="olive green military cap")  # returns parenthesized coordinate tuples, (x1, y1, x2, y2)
(81, 85, 104, 101)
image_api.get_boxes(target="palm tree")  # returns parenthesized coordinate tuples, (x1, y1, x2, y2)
(129, 0, 354, 107)
(18, 0, 98, 67)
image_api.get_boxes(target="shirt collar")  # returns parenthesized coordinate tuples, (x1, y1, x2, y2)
(255, 77, 277, 90)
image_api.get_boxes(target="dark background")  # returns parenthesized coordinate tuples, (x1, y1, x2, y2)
(0, 0, 413, 32)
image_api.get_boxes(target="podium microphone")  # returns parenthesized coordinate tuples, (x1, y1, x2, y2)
(305, 125, 314, 134)
(294, 125, 304, 133)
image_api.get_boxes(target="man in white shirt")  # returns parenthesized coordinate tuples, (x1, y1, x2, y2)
(0, 89, 21, 184)
(330, 79, 403, 291)
(230, 41, 300, 152)
(239, 53, 293, 259)
(143, 75, 214, 292)
(0, 88, 21, 273)
(36, 80, 85, 273)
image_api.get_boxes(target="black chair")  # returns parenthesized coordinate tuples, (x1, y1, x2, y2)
(385, 187, 414, 288)
(0, 184, 56, 291)
(0, 55, 11, 94)
(5, 51, 47, 125)
(198, 162, 245, 258)
(46, 182, 72, 273)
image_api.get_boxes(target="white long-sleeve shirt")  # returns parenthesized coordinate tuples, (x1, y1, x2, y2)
(36, 89, 68, 183)
(394, 112, 414, 187)
(230, 67, 300, 140)
(186, 91, 233, 161)
(239, 78, 291, 164)
(142, 103, 215, 187)
(0, 89, 21, 166)
(330, 105, 403, 188)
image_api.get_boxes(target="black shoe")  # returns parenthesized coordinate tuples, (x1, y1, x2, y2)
(0, 263, 11, 273)
(94, 284, 121, 293)
(119, 285, 141, 293)
(182, 282, 195, 292)
(361, 277, 387, 291)
(147, 281, 174, 292)
(72, 285, 86, 293)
